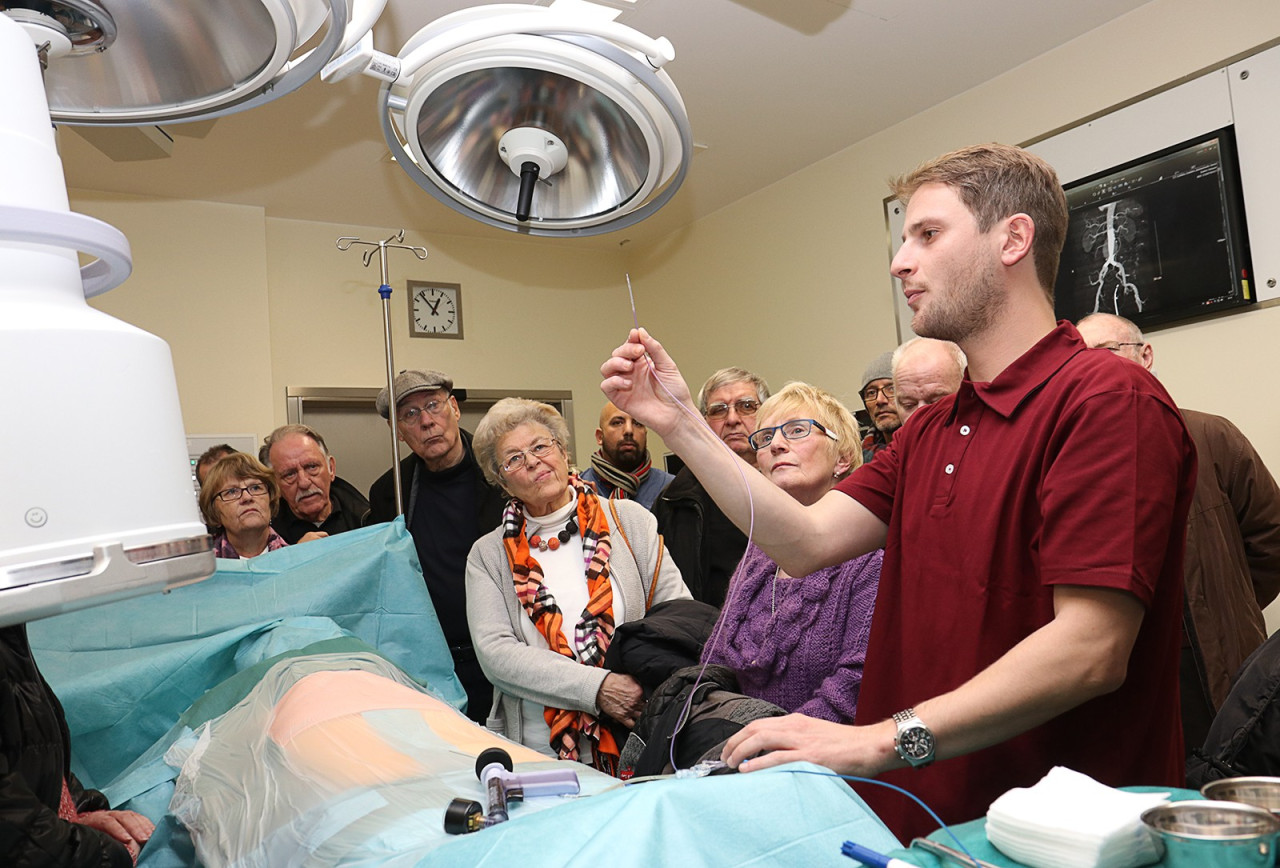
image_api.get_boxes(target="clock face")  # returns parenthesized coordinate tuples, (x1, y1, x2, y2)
(408, 282, 463, 339)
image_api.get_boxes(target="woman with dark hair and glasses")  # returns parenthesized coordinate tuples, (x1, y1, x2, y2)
(466, 398, 690, 774)
(199, 453, 289, 559)
(702, 383, 882, 724)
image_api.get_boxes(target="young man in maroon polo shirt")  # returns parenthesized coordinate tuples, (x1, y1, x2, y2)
(601, 143, 1196, 842)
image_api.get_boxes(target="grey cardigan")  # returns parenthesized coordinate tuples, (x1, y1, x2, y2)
(465, 498, 691, 747)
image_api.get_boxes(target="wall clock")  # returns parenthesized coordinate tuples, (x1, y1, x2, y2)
(408, 281, 464, 340)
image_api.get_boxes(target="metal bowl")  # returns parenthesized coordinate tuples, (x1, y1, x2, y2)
(1203, 777, 1280, 816)
(1142, 800, 1280, 868)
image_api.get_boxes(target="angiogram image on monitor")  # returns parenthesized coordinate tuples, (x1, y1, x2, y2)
(1053, 128, 1254, 329)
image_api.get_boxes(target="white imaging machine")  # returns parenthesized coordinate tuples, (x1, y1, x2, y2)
(0, 0, 385, 625)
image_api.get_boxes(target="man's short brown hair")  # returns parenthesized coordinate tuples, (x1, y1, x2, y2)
(890, 143, 1068, 301)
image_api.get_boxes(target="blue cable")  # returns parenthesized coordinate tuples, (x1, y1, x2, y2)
(781, 768, 984, 868)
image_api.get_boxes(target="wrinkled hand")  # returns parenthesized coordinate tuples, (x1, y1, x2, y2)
(77, 810, 154, 861)
(600, 328, 694, 440)
(297, 531, 329, 544)
(596, 672, 646, 728)
(721, 713, 893, 776)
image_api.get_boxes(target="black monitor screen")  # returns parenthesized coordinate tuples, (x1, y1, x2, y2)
(1053, 127, 1254, 329)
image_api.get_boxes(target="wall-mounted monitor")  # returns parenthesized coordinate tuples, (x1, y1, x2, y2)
(1053, 127, 1254, 330)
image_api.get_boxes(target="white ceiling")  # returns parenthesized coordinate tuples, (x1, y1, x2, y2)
(54, 0, 1155, 248)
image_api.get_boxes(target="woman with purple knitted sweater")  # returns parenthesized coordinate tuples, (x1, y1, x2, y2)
(702, 383, 882, 723)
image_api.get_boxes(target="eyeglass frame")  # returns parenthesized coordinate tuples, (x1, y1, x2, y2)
(861, 382, 895, 404)
(214, 482, 269, 503)
(1096, 342, 1145, 353)
(396, 395, 453, 425)
(499, 438, 562, 475)
(748, 418, 840, 451)
(704, 398, 761, 420)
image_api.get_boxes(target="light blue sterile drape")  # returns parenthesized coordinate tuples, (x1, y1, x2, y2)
(29, 520, 465, 794)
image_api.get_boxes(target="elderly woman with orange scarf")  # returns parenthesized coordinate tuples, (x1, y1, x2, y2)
(466, 398, 690, 774)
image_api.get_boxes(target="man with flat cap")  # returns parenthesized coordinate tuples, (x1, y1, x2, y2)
(369, 370, 506, 723)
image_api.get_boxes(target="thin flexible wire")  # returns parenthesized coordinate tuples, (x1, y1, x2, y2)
(621, 274, 757, 773)
(784, 769, 983, 868)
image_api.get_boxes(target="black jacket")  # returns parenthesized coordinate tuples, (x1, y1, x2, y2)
(0, 626, 130, 867)
(652, 467, 745, 607)
(368, 429, 505, 534)
(272, 476, 372, 544)
(603, 598, 721, 695)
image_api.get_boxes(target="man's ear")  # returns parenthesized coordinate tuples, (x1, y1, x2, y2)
(595, 428, 604, 448)
(999, 213, 1036, 267)
(327, 455, 337, 476)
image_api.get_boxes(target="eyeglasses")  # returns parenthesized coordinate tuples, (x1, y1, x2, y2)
(397, 398, 451, 424)
(1095, 342, 1145, 353)
(500, 439, 560, 474)
(748, 419, 840, 451)
(276, 462, 326, 485)
(705, 398, 760, 420)
(214, 482, 268, 502)
(861, 383, 895, 404)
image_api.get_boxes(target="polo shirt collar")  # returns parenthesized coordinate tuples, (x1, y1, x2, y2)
(952, 321, 1086, 420)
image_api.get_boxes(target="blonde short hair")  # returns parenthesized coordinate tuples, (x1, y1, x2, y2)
(755, 382, 862, 480)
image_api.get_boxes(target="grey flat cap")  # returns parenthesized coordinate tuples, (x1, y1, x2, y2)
(376, 370, 454, 419)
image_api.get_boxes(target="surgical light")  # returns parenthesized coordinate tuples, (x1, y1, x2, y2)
(326, 1, 692, 236)
(0, 0, 383, 626)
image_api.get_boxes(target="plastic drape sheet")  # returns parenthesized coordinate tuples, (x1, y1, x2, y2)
(28, 520, 466, 794)
(165, 651, 583, 868)
(167, 650, 900, 867)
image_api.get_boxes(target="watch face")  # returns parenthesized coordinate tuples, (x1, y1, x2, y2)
(900, 726, 934, 759)
(409, 282, 463, 339)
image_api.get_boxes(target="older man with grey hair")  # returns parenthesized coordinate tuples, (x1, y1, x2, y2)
(1077, 311, 1280, 753)
(368, 369, 507, 723)
(654, 366, 769, 606)
(264, 424, 370, 544)
(891, 337, 967, 423)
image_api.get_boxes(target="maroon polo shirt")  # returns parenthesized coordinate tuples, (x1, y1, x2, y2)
(836, 321, 1196, 842)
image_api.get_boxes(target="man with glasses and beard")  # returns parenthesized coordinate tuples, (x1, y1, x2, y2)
(579, 400, 674, 509)
(653, 367, 770, 607)
(369, 370, 507, 723)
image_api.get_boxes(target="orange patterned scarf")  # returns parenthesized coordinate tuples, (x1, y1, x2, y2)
(501, 475, 620, 773)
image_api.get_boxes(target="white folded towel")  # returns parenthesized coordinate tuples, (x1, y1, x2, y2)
(985, 766, 1169, 868)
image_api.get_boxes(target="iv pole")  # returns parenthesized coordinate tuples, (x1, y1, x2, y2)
(336, 230, 427, 517)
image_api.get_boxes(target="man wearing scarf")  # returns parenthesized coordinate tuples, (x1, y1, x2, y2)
(579, 401, 674, 510)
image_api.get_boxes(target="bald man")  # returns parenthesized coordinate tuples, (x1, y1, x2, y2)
(891, 337, 967, 423)
(1077, 312, 1280, 752)
(579, 401, 674, 510)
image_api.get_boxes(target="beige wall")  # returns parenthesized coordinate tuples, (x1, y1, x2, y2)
(78, 192, 633, 459)
(77, 0, 1280, 624)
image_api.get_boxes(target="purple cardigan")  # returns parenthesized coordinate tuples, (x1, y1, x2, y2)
(702, 543, 881, 723)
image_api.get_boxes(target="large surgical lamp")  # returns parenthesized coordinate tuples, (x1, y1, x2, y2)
(0, 0, 384, 626)
(325, 1, 692, 236)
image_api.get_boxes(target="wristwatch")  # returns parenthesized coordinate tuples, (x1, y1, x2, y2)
(892, 707, 936, 768)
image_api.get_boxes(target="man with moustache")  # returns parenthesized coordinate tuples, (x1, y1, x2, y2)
(653, 367, 769, 607)
(858, 351, 903, 463)
(368, 370, 506, 723)
(579, 400, 674, 509)
(265, 425, 370, 544)
(603, 144, 1195, 840)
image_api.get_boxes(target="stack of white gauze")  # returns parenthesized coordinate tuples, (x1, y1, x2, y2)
(985, 767, 1170, 868)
